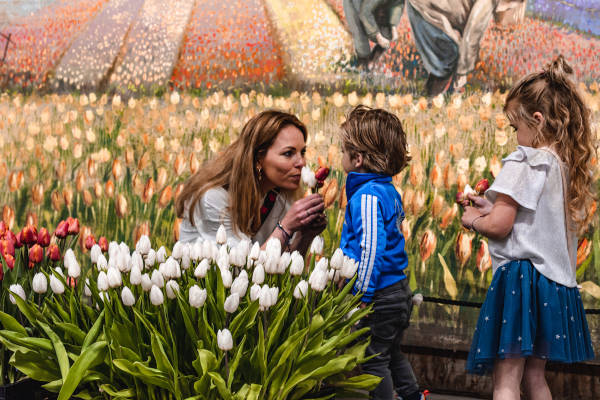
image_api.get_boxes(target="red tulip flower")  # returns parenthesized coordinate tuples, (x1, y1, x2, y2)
(3, 254, 14, 270)
(21, 225, 38, 245)
(29, 244, 43, 265)
(474, 179, 490, 195)
(54, 220, 69, 238)
(0, 239, 15, 258)
(37, 228, 51, 247)
(99, 237, 108, 252)
(66, 217, 80, 235)
(12, 231, 23, 249)
(47, 244, 61, 262)
(85, 234, 96, 250)
(0, 221, 6, 238)
(315, 166, 330, 181)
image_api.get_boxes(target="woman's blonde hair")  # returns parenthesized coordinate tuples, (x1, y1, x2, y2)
(504, 55, 597, 234)
(175, 110, 307, 236)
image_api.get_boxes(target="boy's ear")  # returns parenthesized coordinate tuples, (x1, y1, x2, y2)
(352, 152, 364, 168)
(532, 111, 545, 129)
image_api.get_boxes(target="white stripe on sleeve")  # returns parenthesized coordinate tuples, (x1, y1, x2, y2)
(362, 196, 378, 292)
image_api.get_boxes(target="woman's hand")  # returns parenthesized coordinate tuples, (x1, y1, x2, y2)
(461, 206, 482, 231)
(280, 194, 325, 233)
(467, 194, 493, 215)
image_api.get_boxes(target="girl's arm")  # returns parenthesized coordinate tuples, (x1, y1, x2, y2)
(461, 193, 518, 240)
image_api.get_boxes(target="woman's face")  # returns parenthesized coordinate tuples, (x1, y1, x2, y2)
(259, 125, 306, 192)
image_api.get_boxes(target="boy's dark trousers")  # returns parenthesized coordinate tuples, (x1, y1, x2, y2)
(357, 278, 419, 400)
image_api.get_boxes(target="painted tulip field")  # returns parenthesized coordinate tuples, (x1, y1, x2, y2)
(0, 88, 599, 307)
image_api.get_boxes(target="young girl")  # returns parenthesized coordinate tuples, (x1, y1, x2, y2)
(461, 55, 596, 399)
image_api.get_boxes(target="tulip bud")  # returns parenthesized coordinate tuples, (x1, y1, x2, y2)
(231, 275, 248, 298)
(294, 280, 308, 299)
(419, 230, 436, 263)
(269, 287, 279, 306)
(50, 274, 64, 294)
(476, 239, 492, 273)
(456, 232, 474, 268)
(9, 284, 26, 304)
(289, 251, 304, 276)
(277, 252, 291, 274)
(66, 217, 80, 235)
(28, 244, 44, 265)
(54, 220, 68, 239)
(96, 253, 108, 271)
(189, 285, 207, 308)
(96, 271, 109, 291)
(90, 244, 101, 263)
(145, 249, 157, 268)
(301, 166, 316, 188)
(130, 264, 142, 285)
(315, 257, 328, 271)
(21, 225, 38, 245)
(99, 236, 109, 252)
(3, 254, 14, 270)
(216, 225, 227, 245)
(37, 227, 50, 247)
(252, 264, 265, 284)
(85, 234, 96, 250)
(121, 287, 135, 307)
(315, 166, 330, 181)
(166, 280, 180, 299)
(105, 180, 115, 198)
(115, 194, 128, 218)
(32, 272, 48, 294)
(309, 236, 324, 255)
(151, 270, 165, 288)
(2, 205, 14, 230)
(221, 268, 233, 288)
(259, 285, 272, 310)
(474, 179, 490, 195)
(150, 285, 164, 306)
(172, 241, 183, 260)
(217, 329, 233, 351)
(156, 246, 167, 263)
(250, 283, 261, 301)
(142, 178, 155, 203)
(249, 242, 260, 260)
(341, 256, 358, 279)
(141, 273, 152, 291)
(308, 269, 328, 291)
(107, 267, 122, 288)
(330, 248, 344, 270)
(224, 293, 240, 313)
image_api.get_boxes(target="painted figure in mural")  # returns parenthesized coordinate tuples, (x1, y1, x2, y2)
(343, 0, 404, 71)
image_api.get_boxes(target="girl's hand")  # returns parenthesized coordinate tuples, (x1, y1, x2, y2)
(280, 194, 325, 233)
(461, 206, 482, 230)
(467, 194, 493, 215)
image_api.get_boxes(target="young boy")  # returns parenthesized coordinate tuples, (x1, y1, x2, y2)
(339, 105, 424, 400)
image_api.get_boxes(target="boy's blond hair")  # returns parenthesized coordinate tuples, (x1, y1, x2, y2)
(340, 105, 411, 176)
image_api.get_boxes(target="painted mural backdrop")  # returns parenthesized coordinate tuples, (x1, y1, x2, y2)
(0, 1, 598, 313)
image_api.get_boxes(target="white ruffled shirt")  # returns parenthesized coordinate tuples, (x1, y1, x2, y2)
(178, 187, 292, 247)
(485, 146, 577, 287)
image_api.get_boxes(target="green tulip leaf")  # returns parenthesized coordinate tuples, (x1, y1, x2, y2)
(0, 330, 53, 352)
(58, 341, 108, 400)
(10, 349, 61, 383)
(330, 373, 382, 390)
(227, 335, 246, 389)
(81, 309, 105, 351)
(54, 322, 87, 345)
(0, 311, 27, 336)
(39, 321, 70, 381)
(151, 333, 175, 377)
(207, 371, 232, 400)
(113, 359, 172, 391)
(99, 384, 135, 398)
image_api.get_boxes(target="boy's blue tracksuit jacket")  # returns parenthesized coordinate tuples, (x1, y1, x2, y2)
(340, 172, 409, 303)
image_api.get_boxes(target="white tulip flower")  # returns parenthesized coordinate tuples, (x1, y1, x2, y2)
(32, 272, 47, 294)
(145, 249, 157, 268)
(327, 268, 337, 282)
(195, 259, 210, 278)
(9, 284, 26, 304)
(108, 255, 118, 271)
(172, 241, 184, 260)
(135, 235, 151, 255)
(229, 246, 246, 268)
(96, 253, 108, 271)
(107, 267, 122, 288)
(266, 237, 281, 261)
(259, 285, 271, 311)
(294, 280, 308, 299)
(216, 225, 227, 245)
(130, 266, 142, 285)
(289, 251, 304, 276)
(119, 242, 130, 256)
(99, 291, 110, 303)
(310, 236, 324, 255)
(131, 251, 144, 271)
(236, 240, 251, 263)
(65, 249, 81, 278)
(252, 264, 265, 284)
(181, 254, 191, 270)
(189, 285, 207, 308)
(150, 285, 164, 305)
(54, 267, 65, 278)
(108, 241, 120, 259)
(165, 257, 181, 279)
(202, 240, 213, 262)
(156, 246, 167, 263)
(269, 287, 279, 306)
(309, 269, 328, 292)
(90, 244, 102, 264)
(341, 256, 359, 279)
(166, 280, 180, 299)
(257, 250, 267, 266)
(141, 273, 153, 291)
(315, 257, 328, 271)
(50, 274, 65, 294)
(224, 293, 240, 313)
(277, 252, 291, 274)
(121, 287, 135, 306)
(84, 278, 92, 297)
(230, 275, 248, 298)
(191, 240, 203, 261)
(151, 270, 165, 288)
(217, 254, 230, 271)
(117, 251, 131, 273)
(330, 249, 344, 270)
(217, 329, 233, 351)
(249, 241, 260, 260)
(250, 283, 261, 301)
(301, 166, 316, 188)
(97, 271, 109, 291)
(220, 268, 233, 288)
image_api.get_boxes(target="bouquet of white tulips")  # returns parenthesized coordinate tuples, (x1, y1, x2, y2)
(0, 226, 380, 399)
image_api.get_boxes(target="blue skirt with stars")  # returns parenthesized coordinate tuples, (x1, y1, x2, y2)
(467, 259, 595, 375)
